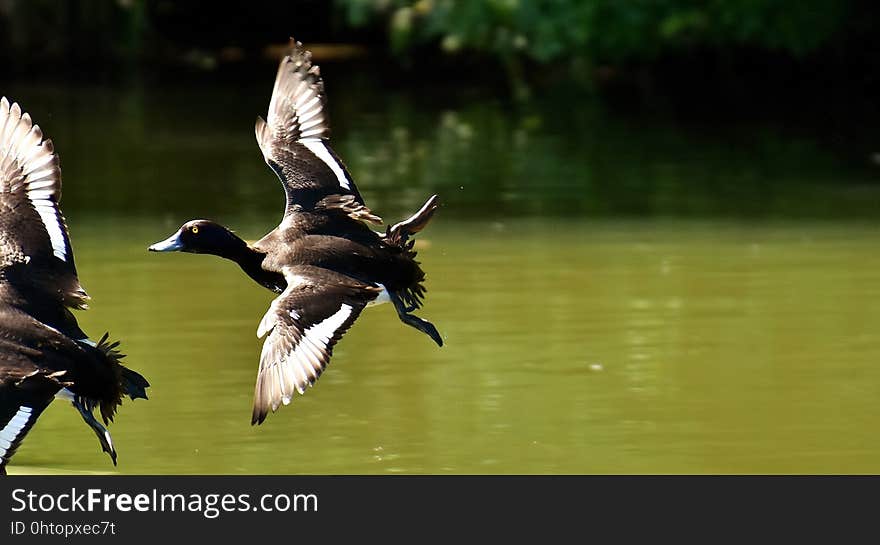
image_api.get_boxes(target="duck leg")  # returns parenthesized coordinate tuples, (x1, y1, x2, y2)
(390, 292, 443, 347)
(72, 397, 117, 466)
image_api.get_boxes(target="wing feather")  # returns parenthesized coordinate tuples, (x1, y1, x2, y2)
(0, 97, 87, 313)
(254, 39, 375, 221)
(251, 266, 379, 424)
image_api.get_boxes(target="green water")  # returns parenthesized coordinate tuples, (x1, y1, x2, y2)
(4, 75, 880, 474)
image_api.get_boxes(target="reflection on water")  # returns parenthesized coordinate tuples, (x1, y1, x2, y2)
(3, 76, 880, 473)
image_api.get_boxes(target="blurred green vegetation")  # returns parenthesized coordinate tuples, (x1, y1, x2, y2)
(2, 1, 878, 94)
(340, 0, 848, 60)
(337, 0, 868, 95)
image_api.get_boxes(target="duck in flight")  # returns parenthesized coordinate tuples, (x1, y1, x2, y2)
(0, 97, 149, 474)
(149, 39, 442, 425)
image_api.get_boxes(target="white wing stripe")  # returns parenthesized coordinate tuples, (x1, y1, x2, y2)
(0, 406, 34, 459)
(301, 140, 350, 190)
(29, 196, 67, 260)
(267, 303, 353, 401)
(306, 304, 351, 346)
(1, 98, 67, 262)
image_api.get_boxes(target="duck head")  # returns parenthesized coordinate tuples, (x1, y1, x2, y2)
(149, 220, 245, 256)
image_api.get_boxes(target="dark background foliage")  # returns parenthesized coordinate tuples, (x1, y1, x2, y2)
(2, 0, 880, 97)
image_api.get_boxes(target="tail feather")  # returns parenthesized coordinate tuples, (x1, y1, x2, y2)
(94, 332, 149, 400)
(121, 368, 150, 401)
(93, 333, 150, 424)
(398, 279, 427, 312)
(385, 195, 439, 247)
(96, 332, 122, 360)
(383, 195, 439, 313)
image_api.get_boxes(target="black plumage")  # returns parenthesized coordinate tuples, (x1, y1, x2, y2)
(0, 97, 149, 474)
(150, 39, 441, 425)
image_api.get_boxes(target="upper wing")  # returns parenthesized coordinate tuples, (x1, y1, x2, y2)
(251, 265, 380, 424)
(254, 39, 380, 223)
(0, 97, 88, 311)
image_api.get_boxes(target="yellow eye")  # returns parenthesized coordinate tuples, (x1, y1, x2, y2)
(191, 226, 199, 234)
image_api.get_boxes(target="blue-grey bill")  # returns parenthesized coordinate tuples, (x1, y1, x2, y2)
(148, 231, 183, 252)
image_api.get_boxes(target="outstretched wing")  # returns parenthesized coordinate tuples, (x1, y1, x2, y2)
(0, 97, 88, 311)
(0, 384, 54, 473)
(252, 265, 379, 424)
(254, 39, 381, 224)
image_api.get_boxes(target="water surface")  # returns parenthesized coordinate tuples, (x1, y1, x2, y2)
(4, 75, 880, 474)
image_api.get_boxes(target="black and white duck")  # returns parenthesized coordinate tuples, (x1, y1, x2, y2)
(149, 39, 442, 425)
(0, 97, 149, 473)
